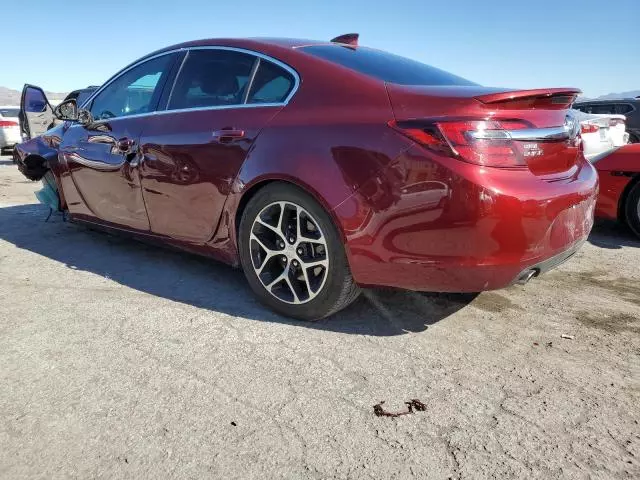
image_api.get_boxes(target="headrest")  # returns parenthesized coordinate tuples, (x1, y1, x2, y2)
(199, 70, 239, 96)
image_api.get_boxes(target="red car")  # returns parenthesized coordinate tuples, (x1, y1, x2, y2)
(592, 143, 640, 237)
(14, 34, 598, 320)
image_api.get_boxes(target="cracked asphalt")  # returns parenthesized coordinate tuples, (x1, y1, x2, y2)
(1, 156, 639, 479)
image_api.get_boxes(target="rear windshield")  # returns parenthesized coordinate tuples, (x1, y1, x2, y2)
(300, 45, 477, 86)
(0, 108, 19, 117)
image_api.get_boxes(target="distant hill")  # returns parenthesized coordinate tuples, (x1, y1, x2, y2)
(0, 86, 68, 106)
(595, 90, 640, 100)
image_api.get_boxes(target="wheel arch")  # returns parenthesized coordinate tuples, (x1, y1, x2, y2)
(617, 173, 640, 224)
(234, 175, 348, 243)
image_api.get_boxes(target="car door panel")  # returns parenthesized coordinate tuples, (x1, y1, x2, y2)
(57, 52, 179, 231)
(60, 118, 150, 230)
(138, 107, 282, 242)
(19, 84, 57, 140)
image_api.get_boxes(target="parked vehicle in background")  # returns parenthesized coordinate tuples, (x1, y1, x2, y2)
(0, 106, 21, 153)
(592, 143, 640, 238)
(574, 109, 629, 160)
(18, 86, 99, 141)
(573, 98, 640, 144)
(13, 34, 598, 320)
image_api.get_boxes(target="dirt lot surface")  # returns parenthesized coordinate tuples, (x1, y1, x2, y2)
(1, 156, 639, 479)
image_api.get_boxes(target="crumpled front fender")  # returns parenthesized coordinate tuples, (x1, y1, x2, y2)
(13, 125, 63, 181)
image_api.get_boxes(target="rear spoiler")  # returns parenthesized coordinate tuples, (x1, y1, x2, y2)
(475, 88, 582, 108)
(330, 33, 359, 46)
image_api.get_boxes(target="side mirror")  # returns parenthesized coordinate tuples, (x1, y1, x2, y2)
(53, 99, 78, 121)
(53, 99, 94, 126)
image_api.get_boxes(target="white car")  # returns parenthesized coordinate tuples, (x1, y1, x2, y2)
(0, 105, 21, 153)
(573, 109, 629, 160)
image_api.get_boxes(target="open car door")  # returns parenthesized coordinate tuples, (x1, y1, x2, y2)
(19, 84, 56, 140)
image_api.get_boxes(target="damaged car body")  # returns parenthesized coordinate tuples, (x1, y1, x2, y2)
(13, 35, 598, 320)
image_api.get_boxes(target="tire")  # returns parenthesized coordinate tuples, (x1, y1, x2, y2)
(238, 182, 360, 320)
(624, 180, 640, 239)
(628, 133, 639, 144)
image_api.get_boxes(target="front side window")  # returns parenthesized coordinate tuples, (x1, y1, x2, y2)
(89, 54, 174, 120)
(300, 45, 477, 86)
(168, 50, 256, 110)
(247, 60, 295, 104)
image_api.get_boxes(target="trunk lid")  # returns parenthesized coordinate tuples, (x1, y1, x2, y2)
(386, 84, 582, 176)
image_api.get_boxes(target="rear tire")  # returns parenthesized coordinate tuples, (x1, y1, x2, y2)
(238, 182, 360, 321)
(624, 181, 640, 239)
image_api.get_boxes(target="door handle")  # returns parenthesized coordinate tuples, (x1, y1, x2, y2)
(212, 128, 245, 143)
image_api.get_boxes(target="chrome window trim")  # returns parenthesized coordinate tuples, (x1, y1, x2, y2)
(69, 102, 289, 129)
(79, 44, 301, 118)
(163, 46, 299, 111)
(155, 102, 288, 116)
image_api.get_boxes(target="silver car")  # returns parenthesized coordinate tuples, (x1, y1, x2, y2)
(0, 106, 21, 153)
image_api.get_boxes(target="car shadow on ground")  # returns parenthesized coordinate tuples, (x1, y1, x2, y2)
(0, 204, 475, 336)
(588, 219, 640, 249)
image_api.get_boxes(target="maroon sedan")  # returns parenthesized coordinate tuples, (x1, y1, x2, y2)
(14, 34, 598, 320)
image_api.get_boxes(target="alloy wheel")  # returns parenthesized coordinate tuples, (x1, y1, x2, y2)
(249, 201, 329, 304)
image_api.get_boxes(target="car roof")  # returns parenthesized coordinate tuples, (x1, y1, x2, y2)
(143, 37, 337, 64)
(173, 37, 331, 49)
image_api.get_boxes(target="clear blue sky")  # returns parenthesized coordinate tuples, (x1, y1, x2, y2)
(3, 0, 638, 98)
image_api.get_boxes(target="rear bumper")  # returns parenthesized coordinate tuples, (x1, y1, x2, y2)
(334, 145, 598, 292)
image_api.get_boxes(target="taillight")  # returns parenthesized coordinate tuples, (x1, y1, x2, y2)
(389, 119, 533, 167)
(581, 123, 599, 134)
(0, 120, 18, 128)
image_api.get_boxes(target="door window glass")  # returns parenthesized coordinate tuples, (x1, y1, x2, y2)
(89, 54, 174, 120)
(247, 60, 295, 104)
(168, 50, 256, 110)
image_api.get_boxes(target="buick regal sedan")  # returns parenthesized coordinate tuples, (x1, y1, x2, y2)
(14, 34, 598, 320)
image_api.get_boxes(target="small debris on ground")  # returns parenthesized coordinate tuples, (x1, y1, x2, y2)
(230, 421, 237, 426)
(533, 342, 539, 346)
(373, 399, 427, 418)
(561, 334, 575, 340)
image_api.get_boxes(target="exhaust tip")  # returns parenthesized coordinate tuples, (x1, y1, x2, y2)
(516, 269, 538, 285)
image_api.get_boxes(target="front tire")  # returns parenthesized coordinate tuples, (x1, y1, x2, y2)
(624, 181, 640, 239)
(238, 183, 360, 320)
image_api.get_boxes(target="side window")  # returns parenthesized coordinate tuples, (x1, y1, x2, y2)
(168, 50, 256, 110)
(247, 60, 295, 104)
(76, 90, 94, 108)
(613, 103, 633, 115)
(89, 54, 174, 120)
(591, 104, 614, 114)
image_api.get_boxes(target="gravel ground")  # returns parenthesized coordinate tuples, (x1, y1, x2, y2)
(1, 156, 639, 479)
